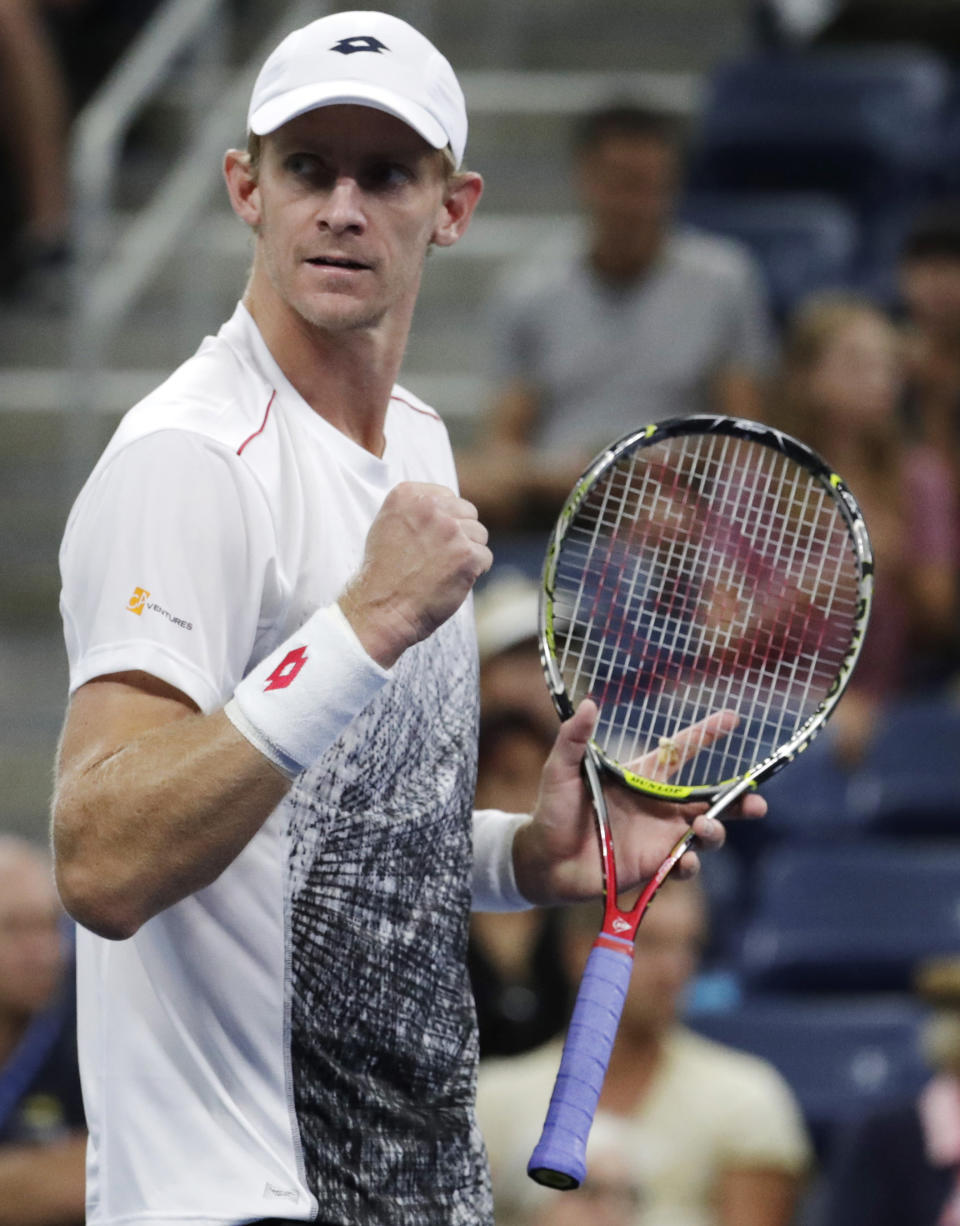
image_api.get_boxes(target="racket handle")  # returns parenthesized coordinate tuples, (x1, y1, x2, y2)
(527, 942, 633, 1190)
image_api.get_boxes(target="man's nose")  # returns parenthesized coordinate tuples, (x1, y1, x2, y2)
(318, 177, 366, 234)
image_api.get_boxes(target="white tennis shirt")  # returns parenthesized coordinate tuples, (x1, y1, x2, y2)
(59, 303, 518, 1225)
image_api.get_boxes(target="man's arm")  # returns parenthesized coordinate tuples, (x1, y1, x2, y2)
(52, 672, 289, 940)
(53, 482, 491, 940)
(0, 1132, 87, 1226)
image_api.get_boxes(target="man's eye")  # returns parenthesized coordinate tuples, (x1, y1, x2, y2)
(363, 162, 413, 190)
(287, 153, 325, 179)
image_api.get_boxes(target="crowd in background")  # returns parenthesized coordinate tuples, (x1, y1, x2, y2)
(460, 7, 960, 1219)
(6, 0, 960, 1223)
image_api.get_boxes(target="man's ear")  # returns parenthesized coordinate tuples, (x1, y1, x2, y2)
(431, 171, 484, 249)
(223, 148, 262, 229)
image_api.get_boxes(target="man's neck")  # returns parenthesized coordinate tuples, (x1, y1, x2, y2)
(588, 234, 664, 286)
(244, 290, 409, 457)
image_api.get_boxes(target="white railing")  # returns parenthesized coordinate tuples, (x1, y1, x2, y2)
(68, 0, 327, 407)
(61, 0, 326, 494)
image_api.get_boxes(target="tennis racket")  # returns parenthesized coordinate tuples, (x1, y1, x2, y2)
(527, 414, 873, 1190)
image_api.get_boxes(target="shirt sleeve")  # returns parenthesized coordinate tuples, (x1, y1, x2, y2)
(714, 1053, 813, 1174)
(59, 429, 277, 713)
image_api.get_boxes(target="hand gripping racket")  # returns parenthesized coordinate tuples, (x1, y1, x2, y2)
(527, 414, 873, 1190)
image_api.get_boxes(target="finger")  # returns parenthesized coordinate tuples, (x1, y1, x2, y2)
(544, 698, 597, 780)
(474, 543, 494, 579)
(673, 848, 701, 880)
(690, 811, 726, 851)
(450, 494, 481, 521)
(461, 518, 489, 546)
(631, 709, 739, 782)
(737, 791, 767, 819)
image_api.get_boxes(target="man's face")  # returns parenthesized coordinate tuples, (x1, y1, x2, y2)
(620, 883, 705, 1038)
(0, 856, 64, 1021)
(244, 105, 452, 335)
(901, 254, 960, 343)
(576, 132, 678, 272)
(808, 311, 903, 424)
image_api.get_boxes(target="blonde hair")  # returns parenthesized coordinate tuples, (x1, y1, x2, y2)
(771, 292, 904, 487)
(922, 1010, 960, 1074)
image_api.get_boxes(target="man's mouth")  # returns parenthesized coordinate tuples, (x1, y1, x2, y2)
(306, 255, 370, 271)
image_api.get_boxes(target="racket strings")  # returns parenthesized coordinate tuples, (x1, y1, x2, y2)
(551, 433, 861, 787)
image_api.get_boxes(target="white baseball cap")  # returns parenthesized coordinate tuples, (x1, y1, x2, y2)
(247, 10, 468, 167)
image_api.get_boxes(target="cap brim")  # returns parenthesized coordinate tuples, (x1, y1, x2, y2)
(248, 79, 449, 153)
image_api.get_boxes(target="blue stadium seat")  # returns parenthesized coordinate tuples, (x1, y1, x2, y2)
(678, 193, 858, 320)
(738, 842, 960, 992)
(753, 695, 960, 843)
(689, 50, 950, 214)
(857, 696, 960, 837)
(754, 730, 869, 843)
(688, 994, 930, 1149)
(927, 76, 960, 201)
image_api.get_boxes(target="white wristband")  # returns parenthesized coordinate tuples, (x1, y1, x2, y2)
(224, 603, 391, 779)
(471, 809, 534, 912)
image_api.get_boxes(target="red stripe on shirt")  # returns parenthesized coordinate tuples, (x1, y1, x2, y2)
(390, 392, 440, 421)
(237, 390, 277, 455)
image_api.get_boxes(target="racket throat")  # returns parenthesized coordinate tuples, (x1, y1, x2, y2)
(595, 929, 636, 956)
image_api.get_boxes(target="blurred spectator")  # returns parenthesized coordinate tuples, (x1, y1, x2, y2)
(524, 1115, 645, 1226)
(458, 102, 775, 530)
(0, 0, 161, 298)
(474, 570, 558, 737)
(476, 878, 812, 1226)
(469, 708, 570, 1058)
(471, 576, 568, 1058)
(767, 292, 960, 763)
(901, 204, 960, 478)
(473, 571, 571, 1054)
(0, 0, 77, 294)
(0, 835, 85, 1225)
(820, 954, 960, 1226)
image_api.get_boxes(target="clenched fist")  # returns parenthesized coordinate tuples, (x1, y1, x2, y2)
(339, 482, 492, 667)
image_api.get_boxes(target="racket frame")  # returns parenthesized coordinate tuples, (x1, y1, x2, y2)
(527, 414, 874, 1191)
(540, 414, 874, 803)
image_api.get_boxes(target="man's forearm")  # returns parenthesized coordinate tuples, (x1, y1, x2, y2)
(53, 693, 288, 940)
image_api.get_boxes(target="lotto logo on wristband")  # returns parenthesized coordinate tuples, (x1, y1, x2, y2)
(265, 647, 308, 691)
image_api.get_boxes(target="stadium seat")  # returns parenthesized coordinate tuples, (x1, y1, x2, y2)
(857, 696, 960, 837)
(688, 993, 930, 1150)
(738, 842, 960, 992)
(688, 50, 950, 213)
(678, 192, 858, 321)
(753, 730, 870, 843)
(753, 695, 960, 843)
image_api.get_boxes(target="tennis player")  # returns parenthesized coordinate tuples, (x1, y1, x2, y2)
(52, 11, 764, 1225)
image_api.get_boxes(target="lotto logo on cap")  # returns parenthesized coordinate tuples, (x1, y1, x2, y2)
(247, 9, 468, 166)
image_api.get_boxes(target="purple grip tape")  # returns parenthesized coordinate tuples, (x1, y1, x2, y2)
(527, 942, 633, 1189)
